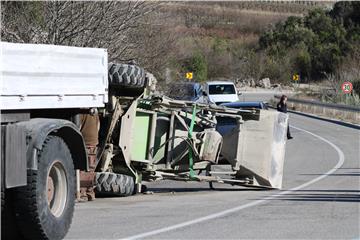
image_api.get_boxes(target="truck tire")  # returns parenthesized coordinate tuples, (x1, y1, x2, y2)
(108, 63, 145, 88)
(1, 190, 23, 240)
(1, 189, 4, 213)
(12, 135, 75, 240)
(95, 172, 134, 197)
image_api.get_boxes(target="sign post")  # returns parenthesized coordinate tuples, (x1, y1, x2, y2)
(292, 74, 300, 81)
(186, 72, 193, 80)
(292, 74, 300, 89)
(341, 81, 353, 94)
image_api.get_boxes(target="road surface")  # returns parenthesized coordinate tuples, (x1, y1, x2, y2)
(239, 91, 294, 102)
(67, 102, 360, 239)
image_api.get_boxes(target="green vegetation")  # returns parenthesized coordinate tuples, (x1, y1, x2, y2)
(259, 1, 360, 104)
(182, 52, 208, 82)
(259, 8, 351, 80)
(162, 2, 331, 84)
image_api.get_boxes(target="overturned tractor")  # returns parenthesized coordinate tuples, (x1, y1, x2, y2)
(91, 69, 288, 197)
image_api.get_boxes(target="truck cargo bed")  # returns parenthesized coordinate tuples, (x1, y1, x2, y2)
(0, 42, 108, 110)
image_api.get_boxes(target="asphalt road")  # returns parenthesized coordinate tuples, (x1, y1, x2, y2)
(239, 91, 279, 102)
(66, 97, 360, 239)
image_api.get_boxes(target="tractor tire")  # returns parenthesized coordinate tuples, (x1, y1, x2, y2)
(12, 136, 75, 240)
(95, 172, 135, 197)
(108, 63, 145, 88)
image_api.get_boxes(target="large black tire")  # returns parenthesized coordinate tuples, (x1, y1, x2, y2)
(1, 189, 4, 213)
(108, 63, 146, 88)
(12, 136, 75, 240)
(95, 172, 134, 197)
(1, 189, 23, 240)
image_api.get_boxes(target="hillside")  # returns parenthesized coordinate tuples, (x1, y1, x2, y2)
(152, 1, 359, 106)
(152, 1, 334, 84)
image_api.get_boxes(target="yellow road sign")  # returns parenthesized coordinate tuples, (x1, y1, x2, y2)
(186, 72, 193, 80)
(293, 74, 300, 81)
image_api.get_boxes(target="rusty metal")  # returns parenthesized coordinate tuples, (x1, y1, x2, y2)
(79, 171, 96, 201)
(78, 145, 97, 201)
(47, 176, 54, 204)
(80, 171, 96, 186)
(86, 145, 97, 171)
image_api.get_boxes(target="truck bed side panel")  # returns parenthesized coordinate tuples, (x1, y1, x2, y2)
(1, 42, 108, 110)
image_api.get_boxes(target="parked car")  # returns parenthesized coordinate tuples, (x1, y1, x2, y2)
(167, 82, 206, 102)
(203, 81, 240, 105)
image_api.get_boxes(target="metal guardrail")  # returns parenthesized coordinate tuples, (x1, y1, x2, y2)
(274, 95, 360, 112)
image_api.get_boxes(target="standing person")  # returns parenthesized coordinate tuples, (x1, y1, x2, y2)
(277, 95, 293, 140)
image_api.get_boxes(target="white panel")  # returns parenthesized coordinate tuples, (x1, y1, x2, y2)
(1, 95, 106, 110)
(0, 42, 108, 110)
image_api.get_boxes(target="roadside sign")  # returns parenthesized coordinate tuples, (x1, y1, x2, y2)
(341, 81, 353, 94)
(186, 72, 193, 80)
(293, 74, 300, 81)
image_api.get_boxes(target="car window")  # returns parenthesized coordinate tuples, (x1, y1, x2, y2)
(208, 84, 235, 95)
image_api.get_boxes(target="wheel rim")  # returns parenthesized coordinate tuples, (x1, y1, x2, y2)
(47, 161, 68, 217)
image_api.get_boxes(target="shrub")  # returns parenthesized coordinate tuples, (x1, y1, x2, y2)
(293, 45, 312, 81)
(183, 52, 208, 82)
(259, 7, 352, 81)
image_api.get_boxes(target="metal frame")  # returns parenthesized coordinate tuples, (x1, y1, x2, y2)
(100, 94, 289, 189)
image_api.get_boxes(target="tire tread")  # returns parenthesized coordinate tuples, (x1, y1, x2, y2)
(12, 135, 75, 240)
(108, 63, 145, 88)
(95, 172, 134, 197)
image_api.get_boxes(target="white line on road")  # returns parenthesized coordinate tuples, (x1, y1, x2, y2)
(124, 126, 345, 240)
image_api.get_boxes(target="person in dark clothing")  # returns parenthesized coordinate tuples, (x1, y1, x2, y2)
(277, 95, 293, 139)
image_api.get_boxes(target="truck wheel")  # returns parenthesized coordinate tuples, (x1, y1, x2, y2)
(108, 63, 145, 88)
(95, 172, 134, 197)
(12, 135, 75, 240)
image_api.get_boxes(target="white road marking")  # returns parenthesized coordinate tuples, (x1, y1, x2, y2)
(123, 126, 345, 240)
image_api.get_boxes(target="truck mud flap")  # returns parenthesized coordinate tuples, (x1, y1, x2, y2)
(1, 124, 27, 188)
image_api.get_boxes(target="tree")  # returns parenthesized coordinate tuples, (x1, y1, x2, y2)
(258, 7, 352, 80)
(183, 52, 208, 82)
(330, 2, 360, 44)
(293, 45, 311, 80)
(0, 1, 173, 72)
(330, 1, 360, 28)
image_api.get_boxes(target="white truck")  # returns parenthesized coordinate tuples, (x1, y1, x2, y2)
(0, 42, 110, 240)
(1, 42, 288, 240)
